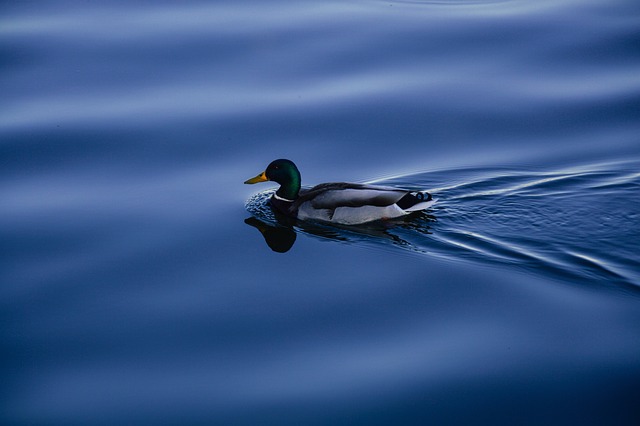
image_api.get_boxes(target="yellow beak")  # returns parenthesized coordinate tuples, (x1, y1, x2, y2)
(244, 171, 268, 184)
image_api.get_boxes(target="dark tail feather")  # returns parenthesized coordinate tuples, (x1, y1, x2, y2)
(396, 191, 432, 210)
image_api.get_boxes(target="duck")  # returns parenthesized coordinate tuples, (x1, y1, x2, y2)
(244, 159, 435, 225)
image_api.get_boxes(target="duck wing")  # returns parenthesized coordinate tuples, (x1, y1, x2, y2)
(295, 183, 409, 210)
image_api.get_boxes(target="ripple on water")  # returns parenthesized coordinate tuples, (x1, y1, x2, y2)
(245, 160, 640, 294)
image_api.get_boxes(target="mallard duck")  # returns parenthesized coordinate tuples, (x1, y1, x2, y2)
(245, 159, 435, 225)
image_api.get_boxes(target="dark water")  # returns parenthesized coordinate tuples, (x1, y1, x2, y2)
(2, 0, 640, 424)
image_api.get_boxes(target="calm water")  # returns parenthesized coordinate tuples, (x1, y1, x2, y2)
(2, 0, 640, 424)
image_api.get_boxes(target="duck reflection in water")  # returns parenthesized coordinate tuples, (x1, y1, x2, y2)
(244, 217, 297, 253)
(244, 203, 436, 253)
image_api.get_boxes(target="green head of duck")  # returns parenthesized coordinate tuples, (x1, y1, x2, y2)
(245, 159, 301, 201)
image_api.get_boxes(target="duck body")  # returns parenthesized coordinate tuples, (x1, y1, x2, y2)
(245, 159, 435, 225)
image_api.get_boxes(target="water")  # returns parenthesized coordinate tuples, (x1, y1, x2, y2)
(2, 0, 640, 424)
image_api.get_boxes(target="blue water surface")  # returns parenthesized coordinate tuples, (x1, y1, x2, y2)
(2, 0, 640, 425)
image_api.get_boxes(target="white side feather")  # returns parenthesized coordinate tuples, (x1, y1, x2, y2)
(404, 199, 437, 212)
